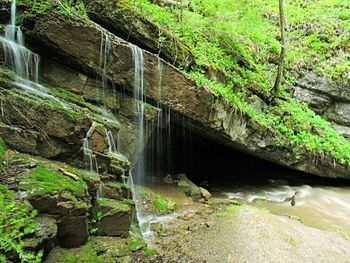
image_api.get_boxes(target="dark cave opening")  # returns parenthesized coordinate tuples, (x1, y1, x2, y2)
(137, 121, 350, 188)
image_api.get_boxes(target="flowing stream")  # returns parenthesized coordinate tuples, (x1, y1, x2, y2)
(213, 175, 350, 232)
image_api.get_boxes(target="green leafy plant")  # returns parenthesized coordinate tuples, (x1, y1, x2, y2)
(0, 185, 42, 262)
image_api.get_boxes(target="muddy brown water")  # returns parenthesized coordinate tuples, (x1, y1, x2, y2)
(212, 175, 350, 232)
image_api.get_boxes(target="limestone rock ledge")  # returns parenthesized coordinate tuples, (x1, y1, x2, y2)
(294, 73, 350, 139)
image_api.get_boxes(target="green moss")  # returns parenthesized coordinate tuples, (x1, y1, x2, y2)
(0, 184, 42, 262)
(67, 167, 101, 185)
(0, 67, 15, 84)
(143, 248, 158, 257)
(20, 165, 87, 197)
(127, 237, 146, 252)
(153, 196, 170, 213)
(105, 181, 127, 190)
(9, 88, 87, 122)
(16, 0, 88, 21)
(96, 198, 132, 217)
(48, 243, 105, 263)
(136, 186, 177, 215)
(47, 85, 121, 129)
(290, 215, 304, 224)
(340, 230, 350, 241)
(216, 204, 243, 218)
(49, 87, 97, 111)
(48, 236, 155, 262)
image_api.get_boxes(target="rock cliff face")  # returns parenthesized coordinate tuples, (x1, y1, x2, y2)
(294, 74, 350, 138)
(11, 9, 347, 179)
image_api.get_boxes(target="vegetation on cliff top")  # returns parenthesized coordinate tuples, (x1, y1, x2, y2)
(16, 0, 87, 20)
(115, 0, 350, 165)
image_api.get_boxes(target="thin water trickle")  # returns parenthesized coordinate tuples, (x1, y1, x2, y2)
(106, 129, 117, 153)
(99, 30, 111, 101)
(130, 44, 145, 185)
(82, 137, 99, 174)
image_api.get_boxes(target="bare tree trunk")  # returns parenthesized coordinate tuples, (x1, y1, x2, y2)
(273, 0, 286, 92)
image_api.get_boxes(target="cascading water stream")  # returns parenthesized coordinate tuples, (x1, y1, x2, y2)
(82, 122, 99, 175)
(150, 57, 172, 178)
(0, 0, 67, 106)
(82, 138, 99, 174)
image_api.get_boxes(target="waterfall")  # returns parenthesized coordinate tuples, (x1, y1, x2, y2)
(82, 138, 99, 174)
(106, 129, 117, 153)
(82, 123, 99, 174)
(130, 44, 145, 185)
(99, 31, 111, 101)
(0, 0, 66, 103)
(148, 56, 172, 178)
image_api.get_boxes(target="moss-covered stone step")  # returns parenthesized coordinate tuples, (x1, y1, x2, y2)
(93, 198, 134, 237)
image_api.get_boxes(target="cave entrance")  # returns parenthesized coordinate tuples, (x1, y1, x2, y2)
(136, 121, 311, 187)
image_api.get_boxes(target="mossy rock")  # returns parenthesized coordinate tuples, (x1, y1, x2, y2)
(0, 66, 15, 85)
(45, 236, 153, 262)
(23, 215, 57, 253)
(44, 242, 106, 263)
(93, 198, 134, 237)
(135, 186, 177, 215)
(102, 181, 131, 200)
(1, 152, 92, 216)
